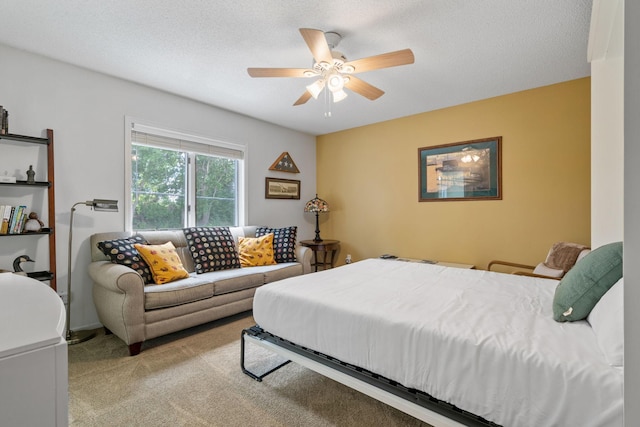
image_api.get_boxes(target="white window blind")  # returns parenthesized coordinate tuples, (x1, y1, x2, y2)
(131, 124, 244, 160)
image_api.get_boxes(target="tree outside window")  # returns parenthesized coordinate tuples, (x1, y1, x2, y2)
(131, 145, 238, 230)
(195, 154, 237, 227)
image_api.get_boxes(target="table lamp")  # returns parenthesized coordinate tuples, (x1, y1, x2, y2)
(304, 194, 329, 242)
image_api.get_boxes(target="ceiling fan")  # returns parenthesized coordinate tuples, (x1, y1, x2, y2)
(247, 28, 415, 106)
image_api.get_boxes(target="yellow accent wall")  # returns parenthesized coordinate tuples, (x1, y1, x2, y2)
(316, 78, 591, 270)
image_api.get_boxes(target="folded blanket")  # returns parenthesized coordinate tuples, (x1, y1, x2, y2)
(544, 242, 588, 273)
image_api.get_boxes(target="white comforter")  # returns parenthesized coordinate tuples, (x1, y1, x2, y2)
(253, 258, 623, 427)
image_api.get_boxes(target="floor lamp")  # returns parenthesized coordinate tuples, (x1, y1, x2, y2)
(66, 199, 118, 345)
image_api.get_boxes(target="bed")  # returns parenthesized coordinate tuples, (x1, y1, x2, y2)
(242, 256, 623, 426)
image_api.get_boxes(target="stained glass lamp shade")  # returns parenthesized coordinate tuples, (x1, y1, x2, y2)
(304, 194, 330, 242)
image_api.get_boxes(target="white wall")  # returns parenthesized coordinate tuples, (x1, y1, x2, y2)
(588, 2, 640, 425)
(624, 0, 640, 424)
(589, 0, 624, 247)
(0, 43, 316, 330)
(591, 1, 640, 425)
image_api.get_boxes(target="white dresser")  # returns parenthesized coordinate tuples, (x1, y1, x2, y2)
(0, 273, 68, 427)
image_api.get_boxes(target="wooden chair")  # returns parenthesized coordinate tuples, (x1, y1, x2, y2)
(487, 242, 590, 280)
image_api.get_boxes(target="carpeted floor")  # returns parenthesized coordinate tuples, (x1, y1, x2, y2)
(68, 312, 431, 426)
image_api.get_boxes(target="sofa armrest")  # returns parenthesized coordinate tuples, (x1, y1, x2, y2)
(89, 261, 145, 293)
(89, 261, 146, 346)
(296, 245, 313, 275)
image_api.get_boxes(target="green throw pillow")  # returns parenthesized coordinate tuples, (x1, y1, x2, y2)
(552, 241, 623, 322)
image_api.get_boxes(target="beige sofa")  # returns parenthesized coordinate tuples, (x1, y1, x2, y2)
(89, 226, 312, 355)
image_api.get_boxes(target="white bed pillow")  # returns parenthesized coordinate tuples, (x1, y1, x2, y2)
(587, 277, 624, 366)
(576, 248, 591, 263)
(532, 262, 564, 278)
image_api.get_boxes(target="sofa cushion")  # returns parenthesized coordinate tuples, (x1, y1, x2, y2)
(193, 268, 266, 295)
(143, 275, 213, 310)
(256, 226, 297, 263)
(97, 235, 154, 284)
(238, 234, 277, 267)
(228, 226, 246, 246)
(253, 262, 304, 283)
(183, 226, 241, 273)
(135, 241, 190, 285)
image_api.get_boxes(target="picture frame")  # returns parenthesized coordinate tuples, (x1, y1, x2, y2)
(265, 177, 301, 199)
(418, 136, 502, 202)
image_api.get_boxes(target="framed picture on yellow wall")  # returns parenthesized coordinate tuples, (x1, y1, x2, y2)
(418, 136, 502, 202)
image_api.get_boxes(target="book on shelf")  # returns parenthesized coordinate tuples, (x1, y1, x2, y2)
(6, 206, 15, 233)
(0, 205, 29, 234)
(0, 106, 7, 135)
(16, 209, 28, 233)
(7, 205, 16, 232)
(0, 205, 12, 234)
(11, 205, 26, 233)
(0, 205, 9, 234)
(8, 205, 21, 233)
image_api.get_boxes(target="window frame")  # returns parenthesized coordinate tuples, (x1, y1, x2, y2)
(124, 117, 247, 232)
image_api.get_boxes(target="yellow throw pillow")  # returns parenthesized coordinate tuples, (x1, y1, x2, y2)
(238, 234, 276, 267)
(134, 241, 190, 285)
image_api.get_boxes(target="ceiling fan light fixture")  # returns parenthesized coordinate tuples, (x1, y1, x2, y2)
(331, 55, 346, 69)
(318, 61, 332, 71)
(332, 89, 348, 103)
(306, 79, 325, 99)
(327, 71, 345, 92)
(341, 64, 355, 73)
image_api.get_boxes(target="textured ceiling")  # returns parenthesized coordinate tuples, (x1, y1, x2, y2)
(0, 1, 592, 136)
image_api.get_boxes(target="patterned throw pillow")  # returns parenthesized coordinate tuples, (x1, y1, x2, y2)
(256, 226, 297, 263)
(238, 234, 276, 267)
(183, 227, 241, 273)
(97, 235, 154, 284)
(134, 241, 190, 285)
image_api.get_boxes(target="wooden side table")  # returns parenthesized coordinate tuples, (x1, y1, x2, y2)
(300, 240, 341, 272)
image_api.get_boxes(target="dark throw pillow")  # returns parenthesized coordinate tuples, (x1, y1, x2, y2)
(552, 241, 623, 322)
(183, 226, 241, 273)
(97, 235, 154, 284)
(256, 226, 297, 263)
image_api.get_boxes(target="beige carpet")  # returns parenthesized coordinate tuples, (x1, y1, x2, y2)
(68, 312, 432, 426)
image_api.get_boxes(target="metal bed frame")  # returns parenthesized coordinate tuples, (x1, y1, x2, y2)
(241, 325, 499, 427)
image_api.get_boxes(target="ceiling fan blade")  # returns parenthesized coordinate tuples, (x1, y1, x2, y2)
(344, 76, 385, 100)
(344, 49, 415, 74)
(247, 68, 312, 78)
(293, 91, 312, 106)
(299, 28, 333, 64)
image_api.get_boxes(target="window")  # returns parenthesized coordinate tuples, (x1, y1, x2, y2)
(126, 120, 245, 231)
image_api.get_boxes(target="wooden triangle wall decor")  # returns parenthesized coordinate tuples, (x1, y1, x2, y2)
(269, 152, 300, 173)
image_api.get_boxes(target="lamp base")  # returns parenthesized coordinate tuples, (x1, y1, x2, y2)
(313, 212, 323, 242)
(66, 329, 97, 345)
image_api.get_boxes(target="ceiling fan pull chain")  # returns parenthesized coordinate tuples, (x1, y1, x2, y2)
(324, 86, 332, 118)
